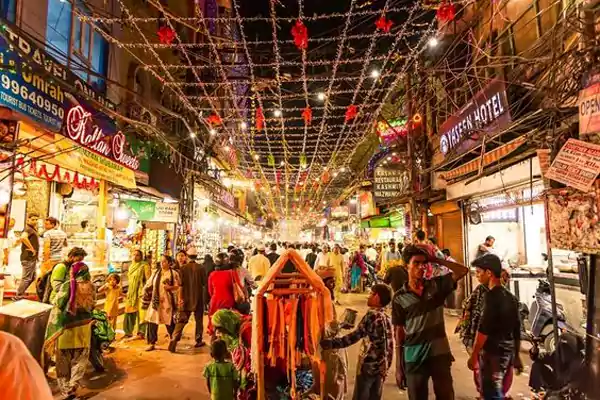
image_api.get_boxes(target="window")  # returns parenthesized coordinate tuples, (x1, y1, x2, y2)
(0, 0, 16, 22)
(45, 0, 109, 92)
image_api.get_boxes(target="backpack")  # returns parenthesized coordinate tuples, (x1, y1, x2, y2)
(37, 263, 62, 304)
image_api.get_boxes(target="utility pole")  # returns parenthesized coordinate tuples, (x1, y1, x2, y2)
(406, 71, 419, 237)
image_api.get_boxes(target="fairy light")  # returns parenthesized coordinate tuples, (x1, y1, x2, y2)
(209, 128, 217, 136)
(273, 109, 282, 117)
(190, 132, 196, 138)
(370, 69, 380, 79)
(240, 122, 248, 130)
(317, 92, 326, 101)
(428, 37, 439, 48)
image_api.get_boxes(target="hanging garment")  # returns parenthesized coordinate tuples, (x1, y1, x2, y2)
(296, 296, 305, 351)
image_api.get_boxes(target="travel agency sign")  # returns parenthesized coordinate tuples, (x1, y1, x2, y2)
(439, 80, 511, 158)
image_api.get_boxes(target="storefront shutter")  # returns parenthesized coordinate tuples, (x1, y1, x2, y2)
(439, 210, 465, 265)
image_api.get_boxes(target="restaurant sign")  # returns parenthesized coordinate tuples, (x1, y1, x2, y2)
(439, 80, 511, 158)
(373, 165, 410, 202)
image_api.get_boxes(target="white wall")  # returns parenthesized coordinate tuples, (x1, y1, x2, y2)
(468, 219, 524, 264)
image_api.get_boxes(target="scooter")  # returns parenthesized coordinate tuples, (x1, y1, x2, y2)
(528, 331, 586, 399)
(519, 279, 569, 352)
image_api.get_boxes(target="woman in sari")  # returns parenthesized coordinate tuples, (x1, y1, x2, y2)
(45, 248, 95, 400)
(350, 246, 367, 292)
(123, 250, 151, 339)
(143, 255, 180, 351)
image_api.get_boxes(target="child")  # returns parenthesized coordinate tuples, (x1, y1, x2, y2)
(99, 273, 121, 329)
(321, 283, 393, 400)
(204, 339, 238, 400)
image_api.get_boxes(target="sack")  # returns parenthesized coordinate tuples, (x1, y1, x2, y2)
(232, 270, 247, 304)
(74, 280, 96, 312)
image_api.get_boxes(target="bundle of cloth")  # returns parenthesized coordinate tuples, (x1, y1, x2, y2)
(212, 309, 254, 398)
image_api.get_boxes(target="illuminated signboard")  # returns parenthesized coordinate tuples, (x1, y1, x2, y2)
(376, 118, 408, 143)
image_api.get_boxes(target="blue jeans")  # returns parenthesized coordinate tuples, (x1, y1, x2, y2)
(479, 351, 512, 400)
(352, 373, 384, 400)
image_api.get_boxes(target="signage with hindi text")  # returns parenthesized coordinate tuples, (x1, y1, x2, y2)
(546, 138, 600, 192)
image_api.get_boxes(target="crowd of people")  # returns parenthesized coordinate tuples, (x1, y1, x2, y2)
(0, 222, 527, 400)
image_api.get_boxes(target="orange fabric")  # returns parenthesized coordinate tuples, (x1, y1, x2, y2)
(0, 332, 53, 400)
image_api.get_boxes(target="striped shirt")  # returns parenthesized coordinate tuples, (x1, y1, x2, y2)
(43, 228, 67, 261)
(392, 274, 456, 372)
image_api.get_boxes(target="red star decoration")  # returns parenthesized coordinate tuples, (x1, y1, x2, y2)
(206, 114, 222, 126)
(375, 15, 393, 33)
(345, 104, 358, 122)
(436, 2, 456, 23)
(291, 20, 309, 50)
(256, 107, 265, 131)
(302, 106, 312, 125)
(157, 25, 176, 45)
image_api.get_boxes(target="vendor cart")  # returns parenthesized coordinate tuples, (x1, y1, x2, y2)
(0, 299, 53, 363)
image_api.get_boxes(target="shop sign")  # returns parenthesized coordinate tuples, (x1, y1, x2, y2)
(18, 122, 136, 188)
(373, 165, 410, 202)
(123, 199, 179, 223)
(578, 82, 600, 138)
(376, 118, 407, 143)
(481, 209, 518, 223)
(546, 138, 600, 192)
(439, 80, 511, 157)
(0, 22, 116, 133)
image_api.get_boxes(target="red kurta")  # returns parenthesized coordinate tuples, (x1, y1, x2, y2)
(207, 269, 236, 332)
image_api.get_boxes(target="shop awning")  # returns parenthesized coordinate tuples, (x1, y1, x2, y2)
(360, 210, 405, 229)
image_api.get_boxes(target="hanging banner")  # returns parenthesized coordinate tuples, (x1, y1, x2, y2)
(545, 138, 600, 192)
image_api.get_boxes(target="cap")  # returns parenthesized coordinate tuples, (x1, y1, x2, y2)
(257, 244, 266, 251)
(187, 246, 198, 256)
(472, 253, 502, 278)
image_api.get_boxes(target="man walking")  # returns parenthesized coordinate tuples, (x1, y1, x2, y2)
(267, 243, 279, 266)
(305, 245, 318, 269)
(330, 244, 345, 304)
(15, 213, 40, 299)
(315, 244, 331, 271)
(468, 253, 523, 399)
(392, 245, 468, 400)
(42, 217, 67, 275)
(170, 248, 206, 352)
(248, 244, 270, 281)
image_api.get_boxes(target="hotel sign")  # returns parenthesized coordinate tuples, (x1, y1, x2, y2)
(439, 80, 511, 158)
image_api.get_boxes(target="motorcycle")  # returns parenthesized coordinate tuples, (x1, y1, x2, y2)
(528, 331, 586, 399)
(519, 279, 569, 352)
(89, 309, 115, 372)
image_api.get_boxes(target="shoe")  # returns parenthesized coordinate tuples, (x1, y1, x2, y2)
(145, 344, 155, 352)
(168, 340, 177, 353)
(194, 341, 206, 348)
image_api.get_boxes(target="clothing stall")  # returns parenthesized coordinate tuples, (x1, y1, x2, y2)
(251, 250, 334, 400)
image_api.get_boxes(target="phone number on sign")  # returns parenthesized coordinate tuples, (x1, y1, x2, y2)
(0, 74, 63, 125)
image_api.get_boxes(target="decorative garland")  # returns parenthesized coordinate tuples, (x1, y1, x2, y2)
(16, 158, 100, 192)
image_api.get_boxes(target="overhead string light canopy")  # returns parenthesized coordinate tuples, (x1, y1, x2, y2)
(81, 0, 436, 218)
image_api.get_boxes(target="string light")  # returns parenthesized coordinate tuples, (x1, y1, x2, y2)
(240, 122, 247, 130)
(209, 129, 217, 136)
(273, 109, 282, 117)
(254, 154, 260, 160)
(370, 69, 380, 79)
(190, 132, 196, 138)
(428, 37, 439, 48)
(317, 92, 326, 101)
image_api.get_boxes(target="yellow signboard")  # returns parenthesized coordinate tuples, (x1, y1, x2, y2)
(18, 122, 136, 189)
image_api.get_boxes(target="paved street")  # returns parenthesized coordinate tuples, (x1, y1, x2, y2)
(58, 293, 533, 400)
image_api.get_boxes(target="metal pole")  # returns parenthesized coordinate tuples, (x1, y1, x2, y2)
(406, 72, 419, 234)
(543, 194, 561, 372)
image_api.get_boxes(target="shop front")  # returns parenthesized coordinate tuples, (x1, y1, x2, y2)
(444, 158, 586, 330)
(0, 23, 142, 295)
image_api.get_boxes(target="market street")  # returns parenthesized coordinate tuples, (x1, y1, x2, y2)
(58, 293, 533, 400)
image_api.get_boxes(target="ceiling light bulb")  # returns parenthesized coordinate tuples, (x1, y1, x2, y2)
(393, 152, 398, 156)
(240, 122, 247, 130)
(209, 128, 217, 135)
(273, 109, 282, 117)
(428, 37, 439, 48)
(387, 157, 392, 161)
(317, 92, 326, 101)
(370, 69, 380, 79)
(340, 167, 346, 172)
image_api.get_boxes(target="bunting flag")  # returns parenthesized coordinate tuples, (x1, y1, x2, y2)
(299, 153, 307, 167)
(245, 168, 253, 179)
(291, 20, 309, 50)
(322, 170, 330, 183)
(267, 154, 275, 166)
(275, 170, 282, 185)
